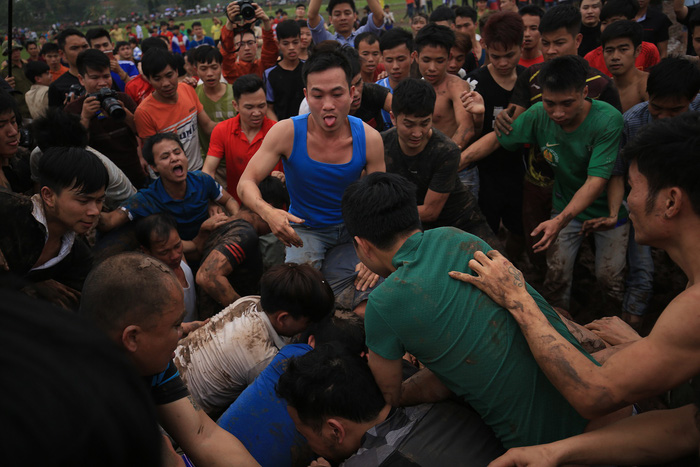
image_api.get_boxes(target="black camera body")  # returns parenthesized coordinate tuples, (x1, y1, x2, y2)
(67, 83, 85, 100)
(237, 0, 256, 21)
(88, 88, 126, 120)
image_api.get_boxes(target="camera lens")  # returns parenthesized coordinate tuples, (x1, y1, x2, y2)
(102, 97, 126, 120)
(240, 3, 256, 20)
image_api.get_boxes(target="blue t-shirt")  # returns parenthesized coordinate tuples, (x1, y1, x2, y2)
(217, 344, 313, 467)
(375, 77, 394, 129)
(121, 171, 223, 240)
(111, 62, 140, 92)
(187, 36, 216, 50)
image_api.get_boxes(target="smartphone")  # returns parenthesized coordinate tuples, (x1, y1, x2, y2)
(105, 50, 115, 61)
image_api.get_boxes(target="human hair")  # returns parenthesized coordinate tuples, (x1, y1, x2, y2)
(392, 78, 436, 117)
(453, 31, 473, 55)
(258, 175, 290, 210)
(337, 44, 361, 78)
(193, 44, 222, 65)
(276, 343, 386, 432)
(56, 28, 85, 50)
(296, 2, 306, 8)
(622, 112, 700, 215)
(80, 252, 181, 335)
(40, 42, 60, 56)
(135, 213, 178, 250)
(232, 73, 265, 101)
(327, 0, 356, 14)
(38, 147, 109, 195)
(483, 11, 524, 49)
(25, 40, 37, 50)
(353, 31, 379, 49)
(1, 290, 161, 467)
(260, 263, 334, 322)
(77, 49, 110, 76)
(539, 4, 581, 36)
(379, 27, 414, 53)
(412, 12, 429, 24)
(233, 25, 256, 42)
(296, 310, 366, 356)
(192, 21, 202, 28)
(455, 5, 478, 22)
(160, 21, 168, 27)
(600, 0, 638, 21)
(302, 47, 353, 87)
(342, 172, 422, 250)
(518, 4, 544, 18)
(415, 23, 455, 54)
(115, 40, 130, 52)
(276, 19, 301, 41)
(646, 57, 700, 101)
(24, 60, 50, 84)
(430, 5, 457, 24)
(129, 38, 138, 45)
(539, 54, 588, 93)
(600, 19, 642, 48)
(140, 36, 169, 54)
(689, 7, 700, 35)
(85, 28, 112, 47)
(141, 48, 179, 78)
(141, 132, 183, 166)
(0, 90, 19, 122)
(32, 109, 88, 151)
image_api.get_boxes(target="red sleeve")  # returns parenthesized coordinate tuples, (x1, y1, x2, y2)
(221, 26, 238, 83)
(208, 121, 226, 158)
(259, 29, 280, 72)
(640, 42, 660, 71)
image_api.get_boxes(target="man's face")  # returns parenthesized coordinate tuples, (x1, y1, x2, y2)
(411, 17, 428, 36)
(304, 67, 353, 132)
(10, 49, 21, 64)
(522, 14, 541, 51)
(540, 27, 580, 61)
(234, 88, 267, 129)
(150, 138, 188, 183)
(234, 32, 258, 63)
(287, 407, 356, 462)
(394, 113, 433, 154)
(79, 66, 113, 94)
(358, 40, 381, 77)
(476, 0, 487, 8)
(133, 284, 185, 375)
(648, 95, 691, 120)
(382, 43, 413, 85)
(144, 228, 184, 270)
(487, 43, 521, 77)
(580, 0, 602, 27)
(0, 110, 19, 159)
(27, 43, 39, 58)
(117, 45, 133, 61)
(196, 60, 223, 88)
(43, 52, 62, 69)
(415, 45, 449, 85)
(279, 35, 301, 61)
(147, 65, 179, 100)
(296, 5, 306, 18)
(447, 46, 466, 75)
(300, 26, 312, 48)
(193, 25, 204, 37)
(330, 3, 357, 35)
(600, 15, 626, 32)
(626, 161, 663, 246)
(455, 16, 476, 36)
(603, 37, 638, 77)
(693, 25, 700, 56)
(46, 185, 106, 235)
(349, 73, 363, 111)
(542, 87, 587, 128)
(89, 35, 113, 53)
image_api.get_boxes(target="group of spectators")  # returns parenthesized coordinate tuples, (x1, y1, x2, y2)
(3, 0, 700, 465)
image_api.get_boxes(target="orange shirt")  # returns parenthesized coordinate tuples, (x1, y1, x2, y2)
(49, 65, 69, 82)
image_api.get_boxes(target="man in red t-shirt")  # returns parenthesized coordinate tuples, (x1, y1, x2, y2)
(203, 74, 282, 203)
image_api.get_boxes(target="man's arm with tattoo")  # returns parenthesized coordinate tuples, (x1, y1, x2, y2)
(196, 250, 239, 307)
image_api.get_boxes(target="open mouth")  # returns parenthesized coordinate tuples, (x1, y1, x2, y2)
(323, 115, 337, 127)
(173, 164, 185, 176)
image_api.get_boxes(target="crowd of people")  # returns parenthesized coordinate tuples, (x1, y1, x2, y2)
(2, 0, 700, 465)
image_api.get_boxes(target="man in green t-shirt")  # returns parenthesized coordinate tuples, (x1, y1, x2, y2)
(341, 172, 602, 449)
(465, 55, 627, 310)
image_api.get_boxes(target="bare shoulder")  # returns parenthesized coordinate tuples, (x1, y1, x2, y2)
(362, 121, 383, 143)
(446, 74, 469, 95)
(264, 119, 295, 156)
(646, 285, 700, 350)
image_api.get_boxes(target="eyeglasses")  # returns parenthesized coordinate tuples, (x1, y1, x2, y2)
(234, 40, 257, 48)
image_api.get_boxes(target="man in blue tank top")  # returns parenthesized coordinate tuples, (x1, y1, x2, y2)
(238, 48, 385, 313)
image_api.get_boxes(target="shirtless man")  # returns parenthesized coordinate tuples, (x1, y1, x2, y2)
(602, 20, 648, 112)
(414, 24, 479, 151)
(450, 112, 700, 422)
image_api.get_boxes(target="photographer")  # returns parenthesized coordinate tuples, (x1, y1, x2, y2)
(220, 1, 279, 83)
(64, 49, 147, 188)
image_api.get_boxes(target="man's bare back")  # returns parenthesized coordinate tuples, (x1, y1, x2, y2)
(617, 70, 649, 113)
(430, 74, 473, 149)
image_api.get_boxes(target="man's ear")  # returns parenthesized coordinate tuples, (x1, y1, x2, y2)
(271, 310, 290, 329)
(327, 418, 347, 445)
(121, 324, 141, 353)
(574, 33, 583, 49)
(40, 186, 57, 209)
(78, 74, 86, 87)
(665, 187, 683, 218)
(390, 111, 396, 127)
(354, 236, 374, 259)
(307, 334, 316, 348)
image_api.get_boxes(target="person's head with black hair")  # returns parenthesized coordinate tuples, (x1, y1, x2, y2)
(414, 24, 455, 86)
(354, 32, 380, 82)
(277, 20, 302, 64)
(40, 41, 62, 72)
(446, 32, 471, 75)
(333, 45, 364, 112)
(326, 0, 359, 38)
(411, 12, 429, 37)
(342, 172, 422, 277)
(183, 47, 198, 78)
(2, 289, 162, 467)
(390, 78, 437, 157)
(539, 4, 582, 60)
(193, 45, 223, 90)
(622, 112, 700, 244)
(231, 74, 268, 131)
(645, 57, 700, 119)
(302, 47, 355, 130)
(296, 19, 313, 54)
(296, 3, 307, 19)
(233, 26, 259, 64)
(599, 0, 638, 29)
(519, 5, 544, 55)
(0, 90, 20, 160)
(296, 310, 367, 356)
(580, 0, 602, 28)
(379, 28, 414, 88)
(85, 27, 114, 53)
(688, 7, 700, 56)
(430, 5, 457, 27)
(601, 20, 642, 78)
(55, 28, 89, 68)
(539, 55, 590, 130)
(142, 48, 180, 101)
(37, 147, 108, 235)
(80, 252, 184, 376)
(276, 343, 388, 462)
(24, 60, 51, 86)
(32, 108, 89, 152)
(115, 40, 133, 61)
(140, 36, 169, 55)
(481, 12, 523, 78)
(257, 174, 290, 211)
(141, 132, 184, 168)
(135, 213, 184, 271)
(192, 21, 204, 40)
(260, 263, 334, 336)
(76, 49, 113, 94)
(455, 6, 478, 37)
(25, 40, 40, 60)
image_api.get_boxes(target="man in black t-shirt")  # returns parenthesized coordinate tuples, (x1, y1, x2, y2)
(48, 28, 89, 108)
(264, 19, 306, 120)
(382, 78, 500, 248)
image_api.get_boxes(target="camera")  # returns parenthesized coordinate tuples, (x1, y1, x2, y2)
(67, 84, 85, 100)
(88, 88, 126, 120)
(237, 0, 256, 21)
